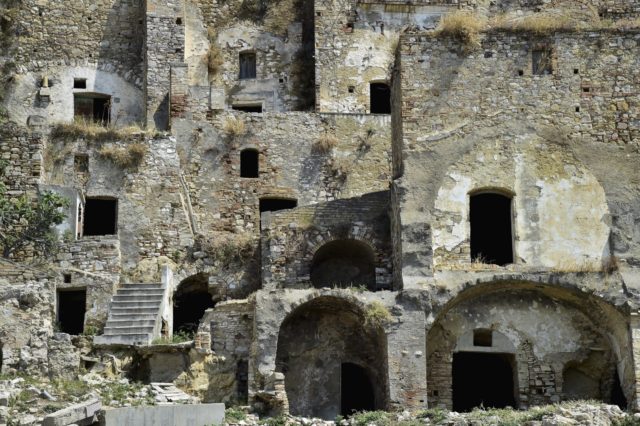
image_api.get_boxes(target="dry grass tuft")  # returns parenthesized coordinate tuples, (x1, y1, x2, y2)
(51, 119, 144, 143)
(492, 12, 575, 35)
(550, 259, 604, 273)
(435, 10, 487, 50)
(312, 133, 338, 154)
(364, 301, 392, 329)
(264, 0, 296, 35)
(223, 116, 247, 138)
(207, 28, 224, 78)
(195, 232, 254, 263)
(99, 143, 148, 169)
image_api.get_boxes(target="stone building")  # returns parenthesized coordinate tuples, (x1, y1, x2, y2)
(1, 0, 640, 420)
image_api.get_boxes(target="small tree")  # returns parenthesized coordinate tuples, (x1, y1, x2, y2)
(0, 161, 69, 259)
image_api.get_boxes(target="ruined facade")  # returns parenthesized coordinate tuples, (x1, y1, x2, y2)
(1, 0, 640, 420)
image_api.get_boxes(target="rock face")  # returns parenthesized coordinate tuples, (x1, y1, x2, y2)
(2, 0, 640, 421)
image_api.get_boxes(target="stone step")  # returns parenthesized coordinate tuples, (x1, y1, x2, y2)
(109, 312, 157, 319)
(112, 294, 163, 302)
(94, 334, 152, 346)
(116, 288, 165, 296)
(103, 325, 155, 335)
(120, 283, 163, 289)
(109, 301, 162, 308)
(110, 307, 158, 315)
(105, 318, 157, 327)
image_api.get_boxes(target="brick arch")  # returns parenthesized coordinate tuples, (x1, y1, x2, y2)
(426, 279, 634, 410)
(302, 228, 378, 264)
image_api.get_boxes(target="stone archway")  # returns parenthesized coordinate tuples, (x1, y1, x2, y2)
(426, 283, 631, 411)
(275, 296, 388, 419)
(173, 273, 215, 335)
(310, 239, 376, 290)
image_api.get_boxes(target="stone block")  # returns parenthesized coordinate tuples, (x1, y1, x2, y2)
(42, 397, 101, 426)
(103, 403, 225, 426)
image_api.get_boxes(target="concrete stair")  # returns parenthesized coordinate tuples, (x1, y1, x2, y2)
(94, 283, 166, 346)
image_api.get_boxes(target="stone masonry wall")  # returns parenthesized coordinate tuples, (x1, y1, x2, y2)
(13, 0, 144, 84)
(395, 29, 640, 288)
(261, 191, 392, 290)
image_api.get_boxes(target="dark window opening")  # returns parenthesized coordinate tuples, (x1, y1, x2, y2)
(518, 69, 524, 76)
(74, 154, 88, 173)
(73, 78, 87, 89)
(239, 52, 257, 79)
(532, 48, 553, 75)
(370, 83, 390, 114)
(259, 198, 297, 213)
(575, 106, 580, 112)
(83, 198, 118, 236)
(232, 104, 262, 113)
(240, 149, 259, 178)
(74, 94, 111, 125)
(473, 329, 492, 347)
(57, 289, 86, 335)
(453, 352, 516, 412)
(63, 273, 72, 284)
(348, 86, 355, 93)
(341, 363, 375, 416)
(173, 275, 215, 335)
(582, 86, 591, 93)
(176, 17, 182, 25)
(236, 360, 249, 403)
(470, 192, 513, 266)
(573, 68, 579, 75)
(311, 239, 376, 290)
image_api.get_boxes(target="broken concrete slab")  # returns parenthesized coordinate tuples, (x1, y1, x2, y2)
(42, 397, 101, 426)
(103, 403, 225, 426)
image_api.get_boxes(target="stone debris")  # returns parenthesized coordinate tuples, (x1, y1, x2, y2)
(151, 382, 200, 404)
(42, 396, 101, 426)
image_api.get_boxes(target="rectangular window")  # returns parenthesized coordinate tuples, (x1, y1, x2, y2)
(73, 78, 87, 89)
(232, 104, 262, 113)
(239, 52, 257, 79)
(83, 198, 118, 236)
(532, 47, 553, 75)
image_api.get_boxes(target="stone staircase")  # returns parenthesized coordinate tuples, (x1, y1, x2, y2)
(94, 283, 166, 346)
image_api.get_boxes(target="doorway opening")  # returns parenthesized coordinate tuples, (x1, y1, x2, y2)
(57, 289, 87, 335)
(173, 275, 215, 335)
(370, 83, 390, 114)
(470, 192, 513, 265)
(341, 362, 376, 416)
(452, 352, 516, 412)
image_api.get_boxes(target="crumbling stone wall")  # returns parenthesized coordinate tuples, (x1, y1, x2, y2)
(395, 30, 640, 288)
(261, 191, 392, 290)
(0, 124, 42, 195)
(427, 287, 625, 410)
(313, 0, 447, 113)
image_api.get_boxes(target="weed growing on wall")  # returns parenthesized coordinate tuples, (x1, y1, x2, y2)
(363, 301, 392, 329)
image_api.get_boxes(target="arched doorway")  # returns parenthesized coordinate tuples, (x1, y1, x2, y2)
(173, 274, 215, 335)
(427, 282, 630, 411)
(310, 240, 376, 290)
(276, 296, 388, 419)
(341, 362, 376, 415)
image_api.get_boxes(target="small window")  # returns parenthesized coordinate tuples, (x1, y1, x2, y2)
(73, 78, 87, 89)
(470, 192, 513, 266)
(74, 93, 111, 125)
(370, 82, 391, 114)
(239, 52, 257, 80)
(63, 273, 72, 284)
(240, 149, 259, 178)
(74, 154, 88, 173)
(473, 329, 493, 347)
(57, 289, 86, 335)
(259, 198, 297, 213)
(232, 104, 262, 113)
(83, 197, 118, 236)
(532, 47, 553, 75)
